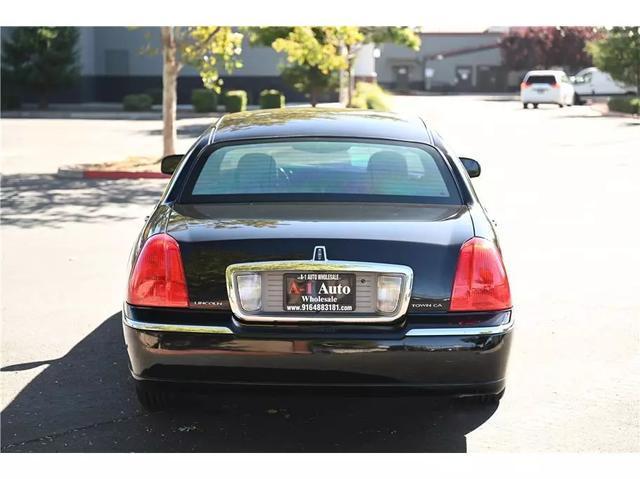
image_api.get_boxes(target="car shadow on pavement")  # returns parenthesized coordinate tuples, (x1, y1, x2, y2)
(1, 313, 498, 453)
(0, 174, 166, 228)
(480, 96, 520, 102)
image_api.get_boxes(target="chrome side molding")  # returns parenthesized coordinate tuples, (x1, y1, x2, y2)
(122, 315, 233, 335)
(225, 260, 414, 323)
(405, 314, 514, 336)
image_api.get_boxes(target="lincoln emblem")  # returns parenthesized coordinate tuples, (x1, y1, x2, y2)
(312, 246, 327, 261)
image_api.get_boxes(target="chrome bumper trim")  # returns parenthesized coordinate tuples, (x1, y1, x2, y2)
(122, 316, 233, 335)
(123, 313, 512, 337)
(226, 260, 414, 324)
(406, 316, 514, 336)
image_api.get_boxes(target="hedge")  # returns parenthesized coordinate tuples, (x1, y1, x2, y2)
(608, 96, 640, 115)
(224, 90, 248, 112)
(259, 89, 285, 109)
(191, 89, 218, 113)
(123, 94, 153, 112)
(350, 82, 392, 111)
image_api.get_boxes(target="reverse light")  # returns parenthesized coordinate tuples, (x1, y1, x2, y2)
(236, 273, 262, 311)
(450, 237, 511, 312)
(377, 275, 403, 313)
(127, 234, 189, 308)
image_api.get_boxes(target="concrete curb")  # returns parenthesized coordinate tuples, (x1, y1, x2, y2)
(588, 103, 639, 119)
(57, 167, 169, 180)
(4, 111, 219, 121)
(603, 111, 639, 119)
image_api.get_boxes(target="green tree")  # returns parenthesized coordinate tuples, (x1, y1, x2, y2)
(1, 27, 79, 109)
(587, 27, 640, 102)
(251, 27, 346, 106)
(281, 63, 339, 106)
(341, 27, 420, 106)
(250, 27, 420, 107)
(272, 27, 347, 106)
(151, 27, 243, 155)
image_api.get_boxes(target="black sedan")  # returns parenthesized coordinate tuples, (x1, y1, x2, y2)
(122, 108, 513, 410)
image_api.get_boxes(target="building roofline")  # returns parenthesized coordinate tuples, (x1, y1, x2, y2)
(426, 43, 502, 60)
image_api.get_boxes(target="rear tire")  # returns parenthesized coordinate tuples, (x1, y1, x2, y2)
(558, 103, 564, 108)
(522, 103, 528, 109)
(135, 381, 176, 412)
(533, 103, 538, 109)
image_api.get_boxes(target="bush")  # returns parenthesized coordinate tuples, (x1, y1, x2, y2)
(350, 82, 392, 111)
(145, 88, 162, 105)
(191, 89, 218, 113)
(608, 96, 640, 115)
(224, 90, 247, 113)
(259, 89, 285, 109)
(123, 94, 153, 112)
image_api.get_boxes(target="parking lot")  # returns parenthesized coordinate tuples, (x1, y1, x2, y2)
(1, 95, 638, 452)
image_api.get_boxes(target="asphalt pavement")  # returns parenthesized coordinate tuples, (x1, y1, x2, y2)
(1, 96, 638, 452)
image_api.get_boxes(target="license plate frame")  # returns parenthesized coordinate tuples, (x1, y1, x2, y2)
(284, 272, 356, 313)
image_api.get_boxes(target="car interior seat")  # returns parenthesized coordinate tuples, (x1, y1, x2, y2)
(367, 151, 409, 195)
(235, 153, 277, 192)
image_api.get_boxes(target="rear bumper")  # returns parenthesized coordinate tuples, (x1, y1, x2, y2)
(521, 90, 562, 103)
(122, 311, 513, 396)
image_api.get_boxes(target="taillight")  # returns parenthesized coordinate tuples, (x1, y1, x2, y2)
(127, 233, 189, 308)
(450, 237, 511, 312)
(551, 82, 559, 88)
(520, 82, 529, 89)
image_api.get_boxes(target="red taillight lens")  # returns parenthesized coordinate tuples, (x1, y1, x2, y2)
(450, 237, 511, 312)
(127, 233, 189, 308)
(551, 82, 559, 88)
(520, 82, 529, 89)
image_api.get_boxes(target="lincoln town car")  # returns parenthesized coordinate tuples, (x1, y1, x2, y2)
(122, 108, 513, 410)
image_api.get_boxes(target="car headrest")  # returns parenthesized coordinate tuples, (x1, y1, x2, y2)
(367, 151, 408, 177)
(235, 153, 277, 191)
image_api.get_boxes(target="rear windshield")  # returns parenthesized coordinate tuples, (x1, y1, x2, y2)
(526, 75, 557, 85)
(183, 139, 461, 204)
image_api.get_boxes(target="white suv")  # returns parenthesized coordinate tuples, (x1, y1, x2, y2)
(521, 70, 575, 109)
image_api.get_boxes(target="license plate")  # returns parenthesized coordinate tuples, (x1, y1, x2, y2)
(284, 272, 356, 313)
(535, 88, 545, 93)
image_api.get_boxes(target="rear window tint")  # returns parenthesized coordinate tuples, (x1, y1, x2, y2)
(184, 139, 461, 204)
(526, 75, 557, 85)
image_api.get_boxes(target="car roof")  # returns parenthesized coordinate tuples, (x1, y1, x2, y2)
(576, 67, 598, 75)
(211, 108, 433, 144)
(525, 70, 565, 76)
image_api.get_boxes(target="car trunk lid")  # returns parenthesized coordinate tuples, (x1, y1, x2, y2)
(167, 202, 474, 314)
